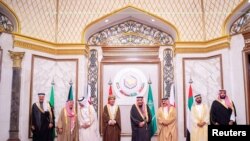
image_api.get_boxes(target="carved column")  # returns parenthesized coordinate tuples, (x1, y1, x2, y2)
(7, 51, 25, 141)
(163, 48, 174, 97)
(88, 49, 98, 112)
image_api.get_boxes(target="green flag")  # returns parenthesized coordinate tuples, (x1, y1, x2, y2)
(49, 84, 55, 141)
(49, 85, 55, 108)
(147, 84, 157, 138)
(67, 85, 73, 101)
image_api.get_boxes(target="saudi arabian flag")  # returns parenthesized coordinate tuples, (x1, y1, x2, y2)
(49, 84, 55, 141)
(147, 84, 157, 138)
(49, 85, 55, 108)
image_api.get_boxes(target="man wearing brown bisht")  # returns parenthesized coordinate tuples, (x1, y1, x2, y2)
(157, 96, 177, 141)
(57, 86, 78, 141)
(102, 93, 121, 141)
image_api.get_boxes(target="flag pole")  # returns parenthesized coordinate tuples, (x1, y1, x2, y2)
(147, 75, 157, 138)
(49, 78, 55, 141)
(69, 79, 73, 85)
(108, 77, 112, 86)
(51, 78, 55, 86)
(186, 76, 193, 141)
(189, 77, 193, 84)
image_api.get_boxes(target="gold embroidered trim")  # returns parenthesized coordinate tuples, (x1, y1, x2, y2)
(135, 104, 148, 122)
(107, 104, 118, 120)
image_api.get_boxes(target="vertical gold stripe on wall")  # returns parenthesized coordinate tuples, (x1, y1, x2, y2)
(55, 0, 59, 43)
(200, 0, 206, 41)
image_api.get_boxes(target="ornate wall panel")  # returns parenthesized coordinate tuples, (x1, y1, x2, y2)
(88, 20, 174, 46)
(29, 55, 78, 137)
(87, 49, 98, 112)
(183, 54, 223, 135)
(163, 48, 174, 97)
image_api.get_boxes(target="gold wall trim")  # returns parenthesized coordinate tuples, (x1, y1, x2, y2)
(14, 34, 88, 55)
(13, 33, 229, 54)
(81, 5, 180, 44)
(0, 1, 21, 33)
(176, 35, 229, 46)
(175, 36, 230, 53)
(222, 0, 247, 35)
(175, 42, 229, 53)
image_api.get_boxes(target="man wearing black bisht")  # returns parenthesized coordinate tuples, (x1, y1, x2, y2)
(31, 93, 54, 141)
(130, 96, 152, 141)
(210, 89, 237, 125)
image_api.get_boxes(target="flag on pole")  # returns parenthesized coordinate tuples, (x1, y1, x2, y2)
(67, 85, 73, 101)
(49, 85, 55, 108)
(147, 83, 157, 138)
(49, 83, 55, 141)
(109, 84, 112, 95)
(169, 83, 175, 107)
(186, 84, 194, 141)
(188, 85, 194, 110)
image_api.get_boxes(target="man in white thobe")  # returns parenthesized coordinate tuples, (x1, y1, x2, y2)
(78, 96, 100, 141)
(191, 94, 209, 141)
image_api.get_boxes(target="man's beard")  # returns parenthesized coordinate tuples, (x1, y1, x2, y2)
(220, 95, 226, 99)
(196, 100, 201, 104)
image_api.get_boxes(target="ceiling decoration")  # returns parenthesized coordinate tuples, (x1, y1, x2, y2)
(2, 0, 244, 43)
(88, 20, 174, 46)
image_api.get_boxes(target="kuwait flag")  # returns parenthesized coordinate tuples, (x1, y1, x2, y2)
(186, 84, 193, 141)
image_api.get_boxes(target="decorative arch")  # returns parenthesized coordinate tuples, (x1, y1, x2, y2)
(222, 0, 250, 35)
(82, 5, 179, 44)
(88, 20, 174, 46)
(230, 8, 250, 35)
(0, 1, 20, 33)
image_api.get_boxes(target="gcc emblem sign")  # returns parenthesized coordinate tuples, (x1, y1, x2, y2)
(113, 68, 148, 105)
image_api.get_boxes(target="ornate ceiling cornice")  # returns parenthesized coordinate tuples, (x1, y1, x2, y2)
(14, 33, 88, 55)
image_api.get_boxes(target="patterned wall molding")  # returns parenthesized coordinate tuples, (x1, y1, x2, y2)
(163, 48, 174, 97)
(87, 49, 99, 112)
(88, 20, 174, 46)
(175, 36, 230, 53)
(14, 34, 88, 55)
